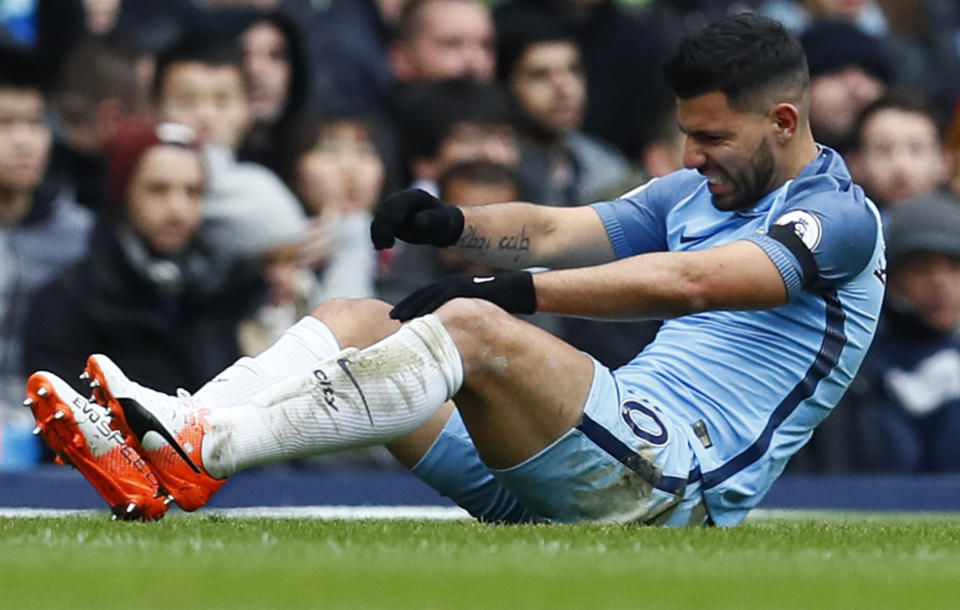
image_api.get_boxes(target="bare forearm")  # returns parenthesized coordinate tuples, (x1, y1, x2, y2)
(533, 241, 788, 319)
(451, 202, 612, 270)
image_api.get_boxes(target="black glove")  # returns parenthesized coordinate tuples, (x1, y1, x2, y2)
(390, 271, 537, 321)
(370, 188, 464, 250)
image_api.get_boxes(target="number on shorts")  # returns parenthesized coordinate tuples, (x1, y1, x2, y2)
(620, 399, 669, 445)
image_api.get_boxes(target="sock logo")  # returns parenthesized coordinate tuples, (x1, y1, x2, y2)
(336, 358, 375, 426)
(312, 369, 338, 411)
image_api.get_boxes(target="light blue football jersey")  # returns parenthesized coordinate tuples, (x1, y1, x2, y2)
(591, 146, 885, 525)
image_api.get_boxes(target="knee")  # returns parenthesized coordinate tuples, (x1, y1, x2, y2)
(310, 298, 400, 349)
(434, 298, 516, 371)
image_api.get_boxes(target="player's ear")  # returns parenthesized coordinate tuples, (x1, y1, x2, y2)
(770, 103, 799, 142)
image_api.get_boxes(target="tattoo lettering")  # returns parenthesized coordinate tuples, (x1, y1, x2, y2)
(458, 224, 491, 255)
(497, 227, 530, 263)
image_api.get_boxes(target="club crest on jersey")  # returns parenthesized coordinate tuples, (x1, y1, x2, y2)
(774, 210, 822, 250)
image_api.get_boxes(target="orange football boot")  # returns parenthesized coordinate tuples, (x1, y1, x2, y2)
(25, 372, 171, 520)
(82, 354, 226, 512)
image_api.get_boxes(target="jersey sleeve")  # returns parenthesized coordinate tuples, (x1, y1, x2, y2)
(745, 187, 880, 297)
(590, 175, 679, 258)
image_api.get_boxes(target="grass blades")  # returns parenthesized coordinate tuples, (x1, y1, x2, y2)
(2, 513, 959, 609)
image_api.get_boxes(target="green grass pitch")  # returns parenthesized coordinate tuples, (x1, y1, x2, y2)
(2, 512, 959, 609)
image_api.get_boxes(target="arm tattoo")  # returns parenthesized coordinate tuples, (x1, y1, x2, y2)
(457, 224, 534, 264)
(497, 227, 531, 263)
(458, 224, 491, 254)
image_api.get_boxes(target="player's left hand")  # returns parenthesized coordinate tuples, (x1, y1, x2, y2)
(390, 271, 537, 321)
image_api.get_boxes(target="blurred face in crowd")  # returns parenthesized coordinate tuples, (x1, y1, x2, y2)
(414, 121, 519, 181)
(0, 87, 51, 193)
(376, 0, 409, 25)
(83, 0, 121, 34)
(157, 62, 252, 150)
(890, 251, 960, 333)
(677, 91, 782, 212)
(242, 20, 291, 123)
(437, 176, 517, 271)
(806, 0, 866, 19)
(297, 120, 385, 216)
(125, 144, 205, 255)
(392, 0, 495, 83)
(853, 108, 946, 207)
(438, 122, 519, 171)
(809, 67, 884, 147)
(510, 40, 586, 136)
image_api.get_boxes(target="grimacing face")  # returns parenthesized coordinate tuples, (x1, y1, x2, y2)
(125, 144, 205, 256)
(677, 91, 779, 211)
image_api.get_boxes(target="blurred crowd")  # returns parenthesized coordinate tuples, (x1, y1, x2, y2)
(1, 0, 959, 475)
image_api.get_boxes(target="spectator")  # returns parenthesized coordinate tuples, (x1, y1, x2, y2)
(49, 35, 149, 211)
(848, 91, 948, 211)
(494, 0, 679, 158)
(760, 0, 935, 98)
(390, 0, 495, 84)
(152, 34, 307, 258)
(497, 18, 628, 206)
(395, 78, 520, 196)
(0, 47, 93, 470)
(759, 0, 890, 35)
(800, 20, 891, 153)
(240, 114, 386, 354)
(237, 11, 310, 174)
(845, 193, 960, 472)
(24, 120, 266, 399)
(286, 0, 399, 120)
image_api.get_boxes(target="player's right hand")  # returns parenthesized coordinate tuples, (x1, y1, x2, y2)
(370, 188, 464, 250)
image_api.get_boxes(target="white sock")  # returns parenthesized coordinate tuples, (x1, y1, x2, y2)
(202, 314, 463, 477)
(194, 316, 341, 409)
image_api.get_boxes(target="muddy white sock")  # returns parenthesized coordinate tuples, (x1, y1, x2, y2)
(194, 316, 340, 409)
(202, 315, 463, 477)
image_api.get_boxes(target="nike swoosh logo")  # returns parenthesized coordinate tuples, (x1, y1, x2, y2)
(336, 358, 375, 426)
(472, 276, 496, 284)
(117, 397, 201, 474)
(678, 232, 711, 244)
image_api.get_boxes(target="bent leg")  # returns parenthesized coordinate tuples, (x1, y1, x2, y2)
(203, 301, 463, 476)
(435, 298, 595, 469)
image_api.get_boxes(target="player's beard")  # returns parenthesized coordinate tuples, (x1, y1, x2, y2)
(709, 139, 777, 212)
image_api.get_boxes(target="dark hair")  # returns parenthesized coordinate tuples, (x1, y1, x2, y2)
(153, 34, 244, 101)
(396, 78, 516, 161)
(496, 14, 577, 82)
(56, 35, 144, 124)
(851, 90, 942, 152)
(663, 13, 808, 112)
(244, 12, 309, 129)
(800, 20, 890, 83)
(279, 111, 389, 200)
(438, 159, 518, 198)
(0, 46, 44, 93)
